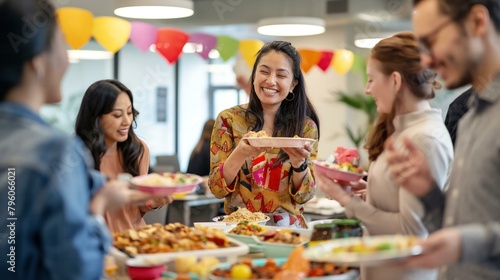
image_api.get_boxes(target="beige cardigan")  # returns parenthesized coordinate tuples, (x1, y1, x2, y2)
(345, 109, 454, 280)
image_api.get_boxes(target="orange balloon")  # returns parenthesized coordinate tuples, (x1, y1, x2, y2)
(93, 17, 131, 53)
(155, 28, 189, 64)
(56, 7, 93, 49)
(239, 39, 264, 68)
(298, 49, 321, 73)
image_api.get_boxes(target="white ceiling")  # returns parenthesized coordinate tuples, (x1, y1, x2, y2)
(57, 0, 413, 39)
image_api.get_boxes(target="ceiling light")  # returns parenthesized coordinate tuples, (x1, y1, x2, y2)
(114, 0, 194, 19)
(67, 50, 113, 62)
(257, 17, 325, 36)
(354, 38, 385, 49)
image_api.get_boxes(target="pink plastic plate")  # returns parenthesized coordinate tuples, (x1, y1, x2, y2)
(313, 160, 366, 182)
(131, 173, 202, 195)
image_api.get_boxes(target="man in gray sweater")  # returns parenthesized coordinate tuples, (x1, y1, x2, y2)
(385, 0, 500, 279)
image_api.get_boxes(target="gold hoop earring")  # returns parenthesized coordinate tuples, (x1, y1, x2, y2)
(285, 92, 295, 101)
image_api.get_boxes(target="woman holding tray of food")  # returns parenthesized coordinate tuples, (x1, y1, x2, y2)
(317, 32, 453, 280)
(76, 79, 173, 233)
(209, 41, 320, 228)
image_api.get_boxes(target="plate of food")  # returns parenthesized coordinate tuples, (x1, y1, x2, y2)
(224, 222, 268, 253)
(131, 172, 203, 195)
(112, 223, 249, 263)
(243, 130, 315, 148)
(213, 208, 270, 225)
(304, 235, 423, 266)
(209, 257, 359, 280)
(314, 160, 366, 182)
(252, 227, 311, 258)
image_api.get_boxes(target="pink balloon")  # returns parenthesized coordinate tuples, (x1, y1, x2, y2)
(156, 28, 189, 64)
(130, 22, 157, 52)
(189, 33, 217, 60)
(317, 51, 334, 72)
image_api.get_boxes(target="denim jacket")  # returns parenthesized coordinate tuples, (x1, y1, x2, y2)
(0, 102, 110, 280)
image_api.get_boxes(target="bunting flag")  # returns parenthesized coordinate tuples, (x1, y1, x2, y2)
(93, 16, 131, 53)
(216, 35, 239, 61)
(129, 22, 157, 52)
(155, 28, 189, 64)
(56, 7, 93, 49)
(239, 39, 264, 68)
(189, 33, 217, 60)
(317, 51, 334, 72)
(56, 7, 366, 75)
(298, 49, 321, 73)
(332, 49, 354, 75)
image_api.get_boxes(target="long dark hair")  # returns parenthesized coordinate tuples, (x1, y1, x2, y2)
(245, 41, 320, 165)
(0, 0, 56, 100)
(365, 32, 436, 161)
(75, 79, 144, 176)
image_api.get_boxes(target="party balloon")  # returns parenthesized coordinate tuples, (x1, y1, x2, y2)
(93, 17, 131, 53)
(239, 39, 264, 68)
(216, 35, 239, 61)
(332, 49, 354, 75)
(298, 49, 321, 73)
(130, 22, 157, 52)
(317, 51, 334, 72)
(56, 7, 93, 49)
(155, 28, 189, 64)
(189, 33, 217, 60)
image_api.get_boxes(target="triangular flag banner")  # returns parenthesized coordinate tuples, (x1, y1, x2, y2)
(189, 33, 217, 60)
(239, 39, 264, 68)
(298, 49, 321, 73)
(332, 49, 354, 75)
(216, 35, 239, 61)
(317, 51, 334, 72)
(93, 16, 131, 53)
(156, 28, 189, 64)
(129, 22, 157, 53)
(351, 54, 366, 74)
(57, 7, 93, 49)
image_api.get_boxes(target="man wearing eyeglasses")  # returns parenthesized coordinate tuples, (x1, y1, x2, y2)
(385, 0, 500, 279)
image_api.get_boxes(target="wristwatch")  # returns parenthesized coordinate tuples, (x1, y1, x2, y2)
(291, 160, 309, 172)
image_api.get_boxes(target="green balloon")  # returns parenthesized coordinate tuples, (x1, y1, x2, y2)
(216, 35, 239, 61)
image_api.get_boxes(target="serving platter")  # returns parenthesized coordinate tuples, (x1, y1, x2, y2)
(304, 235, 423, 266)
(243, 137, 316, 148)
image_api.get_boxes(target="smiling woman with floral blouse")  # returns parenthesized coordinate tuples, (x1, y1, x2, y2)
(208, 41, 320, 228)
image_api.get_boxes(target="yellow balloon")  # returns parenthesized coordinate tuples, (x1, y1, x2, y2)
(56, 8, 93, 49)
(93, 17, 131, 53)
(332, 49, 354, 75)
(239, 39, 264, 68)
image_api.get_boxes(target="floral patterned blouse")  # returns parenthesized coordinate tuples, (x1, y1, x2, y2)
(209, 105, 318, 228)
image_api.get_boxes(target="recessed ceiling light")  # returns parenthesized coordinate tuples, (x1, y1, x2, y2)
(257, 17, 325, 37)
(114, 0, 194, 19)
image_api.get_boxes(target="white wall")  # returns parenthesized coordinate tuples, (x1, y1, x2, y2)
(178, 54, 211, 171)
(119, 43, 177, 165)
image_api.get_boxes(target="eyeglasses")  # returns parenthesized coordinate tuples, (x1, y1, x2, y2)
(417, 19, 454, 55)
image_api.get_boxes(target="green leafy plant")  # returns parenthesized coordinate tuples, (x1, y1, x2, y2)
(336, 91, 378, 149)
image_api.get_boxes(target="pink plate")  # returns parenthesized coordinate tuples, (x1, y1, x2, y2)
(131, 173, 203, 196)
(314, 160, 366, 182)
